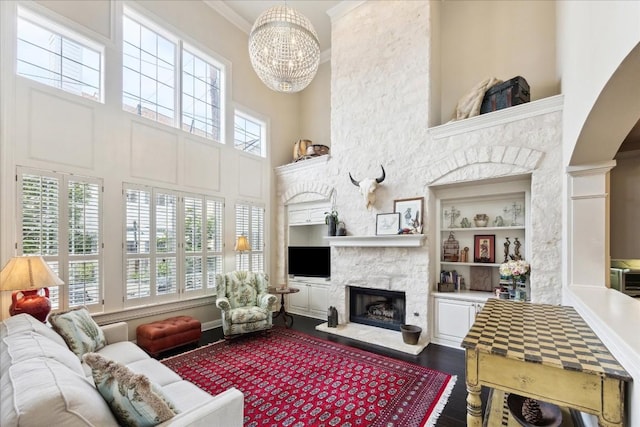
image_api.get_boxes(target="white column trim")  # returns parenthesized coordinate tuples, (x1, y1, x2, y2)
(567, 161, 614, 287)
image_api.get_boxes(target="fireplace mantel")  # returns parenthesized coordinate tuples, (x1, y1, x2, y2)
(325, 235, 425, 247)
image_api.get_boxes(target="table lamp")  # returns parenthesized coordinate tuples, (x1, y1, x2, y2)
(0, 256, 64, 322)
(234, 235, 251, 252)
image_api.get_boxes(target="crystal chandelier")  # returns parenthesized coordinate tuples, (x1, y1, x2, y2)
(248, 5, 320, 93)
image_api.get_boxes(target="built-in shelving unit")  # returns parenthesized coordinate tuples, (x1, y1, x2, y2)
(431, 177, 532, 349)
(435, 179, 531, 290)
(325, 234, 425, 247)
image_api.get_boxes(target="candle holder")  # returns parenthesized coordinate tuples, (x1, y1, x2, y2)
(503, 202, 523, 226)
(444, 206, 460, 228)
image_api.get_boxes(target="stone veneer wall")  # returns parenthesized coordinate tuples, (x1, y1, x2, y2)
(275, 1, 563, 339)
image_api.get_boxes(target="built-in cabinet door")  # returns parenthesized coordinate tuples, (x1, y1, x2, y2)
(308, 284, 328, 317)
(287, 282, 310, 314)
(433, 297, 488, 348)
(307, 206, 328, 224)
(288, 202, 331, 226)
(288, 209, 312, 226)
(286, 280, 329, 320)
(433, 298, 476, 347)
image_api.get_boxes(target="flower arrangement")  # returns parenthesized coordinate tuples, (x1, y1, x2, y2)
(499, 259, 530, 279)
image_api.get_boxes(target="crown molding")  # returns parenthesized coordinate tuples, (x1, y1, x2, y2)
(204, 0, 252, 33)
(327, 1, 367, 22)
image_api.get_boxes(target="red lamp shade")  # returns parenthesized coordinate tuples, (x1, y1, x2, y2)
(0, 256, 64, 322)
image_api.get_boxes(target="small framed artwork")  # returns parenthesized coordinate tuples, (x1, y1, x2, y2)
(470, 266, 493, 291)
(394, 197, 424, 231)
(474, 234, 495, 263)
(376, 213, 400, 235)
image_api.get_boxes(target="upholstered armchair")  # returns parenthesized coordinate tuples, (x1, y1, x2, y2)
(215, 271, 277, 338)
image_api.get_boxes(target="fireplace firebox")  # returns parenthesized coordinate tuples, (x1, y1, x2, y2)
(349, 287, 406, 331)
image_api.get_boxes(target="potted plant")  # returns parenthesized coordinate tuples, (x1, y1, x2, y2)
(324, 210, 339, 236)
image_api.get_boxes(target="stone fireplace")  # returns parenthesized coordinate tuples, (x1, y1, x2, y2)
(349, 286, 405, 331)
(275, 1, 563, 356)
(310, 241, 429, 354)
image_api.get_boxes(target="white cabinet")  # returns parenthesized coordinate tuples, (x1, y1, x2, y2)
(287, 277, 329, 320)
(288, 284, 310, 313)
(288, 201, 330, 226)
(435, 178, 531, 293)
(432, 292, 489, 348)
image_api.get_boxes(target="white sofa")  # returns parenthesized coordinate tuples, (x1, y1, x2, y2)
(0, 314, 244, 426)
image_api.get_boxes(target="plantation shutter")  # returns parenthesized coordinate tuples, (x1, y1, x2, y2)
(67, 179, 101, 307)
(18, 168, 103, 312)
(184, 195, 204, 293)
(235, 204, 249, 271)
(19, 172, 61, 309)
(124, 187, 151, 300)
(235, 203, 265, 272)
(251, 205, 265, 272)
(155, 191, 178, 296)
(206, 198, 223, 288)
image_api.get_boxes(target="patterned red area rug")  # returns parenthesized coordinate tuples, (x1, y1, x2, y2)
(162, 327, 456, 427)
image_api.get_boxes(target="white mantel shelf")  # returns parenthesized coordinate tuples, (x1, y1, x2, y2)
(325, 235, 425, 247)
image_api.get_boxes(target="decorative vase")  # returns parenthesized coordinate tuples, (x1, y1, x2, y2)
(515, 276, 528, 301)
(327, 306, 338, 327)
(327, 217, 337, 236)
(400, 324, 422, 345)
(337, 221, 347, 236)
(9, 288, 51, 323)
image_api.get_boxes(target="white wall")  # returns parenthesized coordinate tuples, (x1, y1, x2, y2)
(299, 61, 331, 152)
(439, 0, 558, 123)
(611, 150, 640, 259)
(0, 0, 296, 322)
(557, 0, 640, 165)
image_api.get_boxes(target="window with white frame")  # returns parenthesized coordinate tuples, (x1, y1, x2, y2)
(122, 12, 176, 126)
(182, 47, 222, 141)
(122, 9, 226, 143)
(234, 110, 266, 157)
(124, 185, 222, 304)
(16, 8, 103, 102)
(18, 168, 102, 312)
(235, 203, 265, 272)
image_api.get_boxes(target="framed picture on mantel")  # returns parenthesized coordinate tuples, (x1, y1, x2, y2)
(474, 234, 495, 263)
(376, 213, 400, 235)
(394, 197, 424, 232)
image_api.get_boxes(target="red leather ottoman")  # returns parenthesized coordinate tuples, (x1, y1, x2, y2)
(136, 316, 201, 356)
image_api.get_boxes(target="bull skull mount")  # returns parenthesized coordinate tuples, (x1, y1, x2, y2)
(349, 165, 386, 210)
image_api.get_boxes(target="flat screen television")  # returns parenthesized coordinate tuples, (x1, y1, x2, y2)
(288, 246, 331, 278)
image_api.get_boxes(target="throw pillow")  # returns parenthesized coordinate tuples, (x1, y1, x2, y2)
(49, 307, 107, 358)
(83, 353, 177, 427)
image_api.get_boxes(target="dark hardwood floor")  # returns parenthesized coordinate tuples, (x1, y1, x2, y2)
(162, 314, 486, 426)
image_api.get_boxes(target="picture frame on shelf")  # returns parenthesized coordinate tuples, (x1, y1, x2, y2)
(470, 266, 493, 291)
(394, 197, 424, 232)
(474, 234, 495, 263)
(376, 213, 400, 235)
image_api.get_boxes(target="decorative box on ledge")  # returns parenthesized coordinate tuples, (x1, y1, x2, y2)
(325, 235, 425, 248)
(437, 282, 455, 292)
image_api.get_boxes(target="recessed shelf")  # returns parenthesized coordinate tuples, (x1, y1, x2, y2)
(440, 261, 501, 267)
(325, 235, 425, 247)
